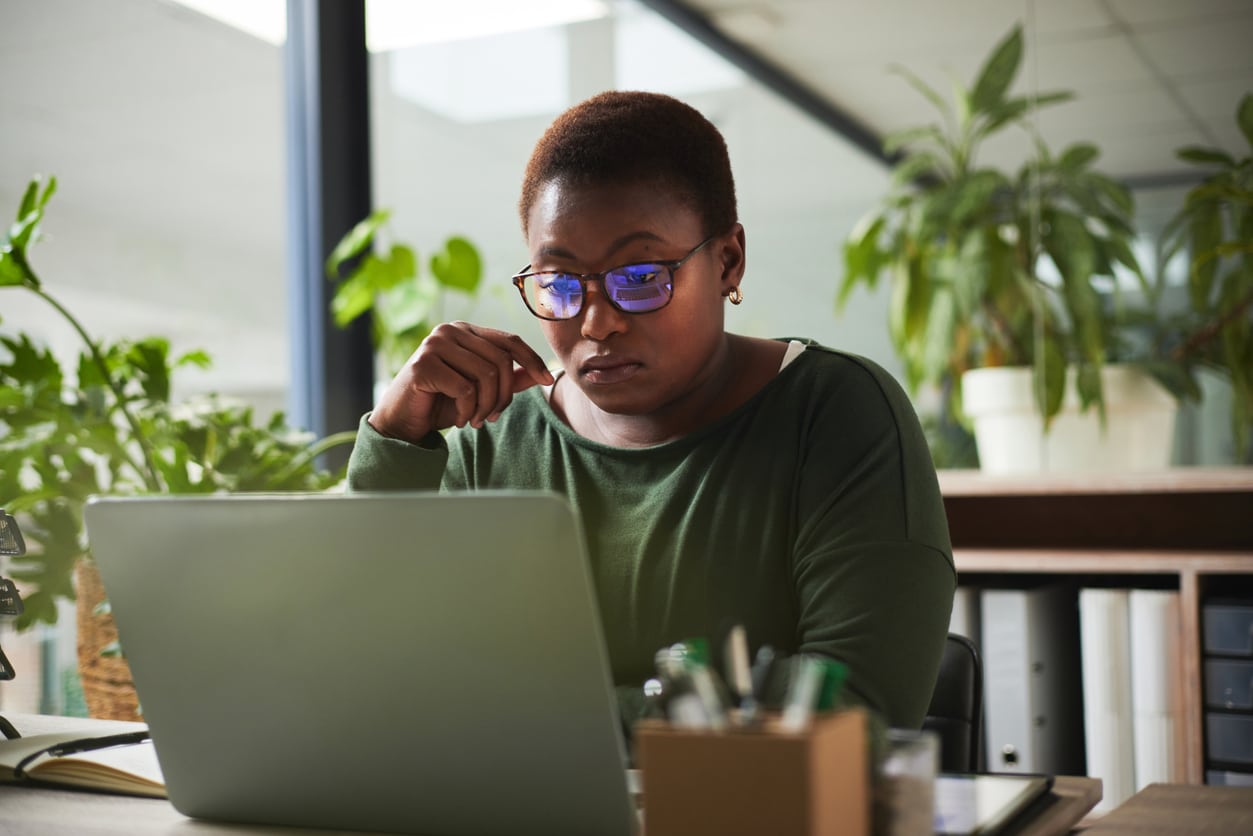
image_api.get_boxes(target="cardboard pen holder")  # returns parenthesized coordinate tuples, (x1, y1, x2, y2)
(636, 708, 869, 836)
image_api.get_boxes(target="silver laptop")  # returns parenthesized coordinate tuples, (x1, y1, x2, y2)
(84, 491, 637, 836)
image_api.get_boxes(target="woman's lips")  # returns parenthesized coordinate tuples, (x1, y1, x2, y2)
(580, 356, 642, 384)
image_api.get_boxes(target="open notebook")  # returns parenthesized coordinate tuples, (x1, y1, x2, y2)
(84, 491, 637, 836)
(0, 724, 164, 797)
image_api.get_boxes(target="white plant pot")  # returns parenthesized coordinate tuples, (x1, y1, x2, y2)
(961, 365, 1178, 474)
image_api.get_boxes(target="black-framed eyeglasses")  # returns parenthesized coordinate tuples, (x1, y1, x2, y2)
(511, 234, 717, 321)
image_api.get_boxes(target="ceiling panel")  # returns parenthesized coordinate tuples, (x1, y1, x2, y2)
(682, 0, 1252, 182)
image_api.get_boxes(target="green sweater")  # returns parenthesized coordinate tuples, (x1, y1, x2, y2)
(347, 342, 955, 728)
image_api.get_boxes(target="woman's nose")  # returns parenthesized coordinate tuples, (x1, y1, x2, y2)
(579, 283, 628, 341)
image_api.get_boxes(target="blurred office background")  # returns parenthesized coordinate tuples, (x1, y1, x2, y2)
(1, 0, 1250, 713)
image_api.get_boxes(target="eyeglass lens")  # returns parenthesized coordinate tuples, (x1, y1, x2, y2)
(527, 263, 673, 319)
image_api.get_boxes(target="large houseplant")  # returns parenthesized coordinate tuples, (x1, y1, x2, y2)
(1162, 93, 1253, 461)
(838, 25, 1189, 471)
(0, 175, 353, 717)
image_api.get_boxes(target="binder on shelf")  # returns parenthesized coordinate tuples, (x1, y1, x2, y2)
(1129, 589, 1181, 789)
(981, 584, 1084, 776)
(1078, 588, 1135, 812)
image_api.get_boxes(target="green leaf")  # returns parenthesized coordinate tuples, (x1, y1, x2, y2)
(1188, 200, 1223, 308)
(1033, 336, 1067, 425)
(383, 244, 417, 289)
(377, 276, 440, 336)
(7, 210, 43, 254)
(890, 151, 949, 187)
(329, 270, 377, 327)
(889, 65, 953, 123)
(127, 338, 173, 403)
(17, 178, 39, 221)
(970, 25, 1022, 113)
(1075, 363, 1103, 416)
(0, 245, 28, 286)
(37, 176, 58, 210)
(1140, 361, 1202, 403)
(920, 286, 957, 382)
(883, 125, 947, 156)
(952, 76, 973, 132)
(976, 91, 1072, 139)
(175, 349, 212, 369)
(429, 236, 481, 292)
(1236, 93, 1253, 149)
(325, 208, 391, 278)
(838, 214, 886, 309)
(1058, 143, 1100, 171)
(950, 170, 1011, 228)
(1084, 171, 1134, 217)
(1177, 146, 1236, 167)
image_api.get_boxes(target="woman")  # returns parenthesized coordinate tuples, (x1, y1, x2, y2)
(348, 91, 955, 729)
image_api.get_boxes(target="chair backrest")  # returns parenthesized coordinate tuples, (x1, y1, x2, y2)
(923, 633, 983, 773)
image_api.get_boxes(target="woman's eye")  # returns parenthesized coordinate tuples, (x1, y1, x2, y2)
(539, 275, 582, 294)
(615, 265, 662, 285)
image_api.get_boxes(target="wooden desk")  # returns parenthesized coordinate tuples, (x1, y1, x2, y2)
(0, 777, 1104, 836)
(5, 712, 1101, 835)
(1077, 782, 1253, 833)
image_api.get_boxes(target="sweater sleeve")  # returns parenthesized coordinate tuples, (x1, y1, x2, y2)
(790, 356, 956, 728)
(345, 413, 449, 492)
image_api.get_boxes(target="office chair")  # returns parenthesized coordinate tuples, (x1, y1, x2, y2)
(923, 633, 983, 773)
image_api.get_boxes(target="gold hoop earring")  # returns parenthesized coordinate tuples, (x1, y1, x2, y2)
(727, 287, 743, 305)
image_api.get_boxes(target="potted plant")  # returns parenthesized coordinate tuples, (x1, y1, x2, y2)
(837, 24, 1189, 473)
(325, 208, 482, 382)
(1162, 93, 1253, 462)
(0, 175, 354, 718)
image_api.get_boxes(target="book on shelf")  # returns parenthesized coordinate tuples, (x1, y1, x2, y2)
(0, 727, 165, 798)
(1129, 589, 1181, 788)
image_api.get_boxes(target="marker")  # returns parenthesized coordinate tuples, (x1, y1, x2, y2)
(780, 655, 825, 731)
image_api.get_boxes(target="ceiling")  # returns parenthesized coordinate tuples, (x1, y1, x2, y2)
(663, 0, 1253, 191)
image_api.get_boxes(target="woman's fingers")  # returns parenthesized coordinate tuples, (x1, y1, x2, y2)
(436, 324, 552, 426)
(371, 323, 554, 442)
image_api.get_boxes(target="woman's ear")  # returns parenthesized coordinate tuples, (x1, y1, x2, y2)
(718, 223, 747, 290)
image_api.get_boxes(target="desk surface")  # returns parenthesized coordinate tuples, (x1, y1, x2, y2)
(1078, 782, 1253, 834)
(2, 713, 1103, 836)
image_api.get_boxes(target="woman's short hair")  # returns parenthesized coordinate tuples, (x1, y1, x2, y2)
(519, 90, 738, 238)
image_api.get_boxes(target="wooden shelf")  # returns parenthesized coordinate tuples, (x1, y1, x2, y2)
(942, 468, 1253, 785)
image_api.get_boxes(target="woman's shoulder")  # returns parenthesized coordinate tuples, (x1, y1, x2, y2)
(773, 338, 904, 392)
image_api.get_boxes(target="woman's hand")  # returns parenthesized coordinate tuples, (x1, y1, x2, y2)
(368, 322, 555, 444)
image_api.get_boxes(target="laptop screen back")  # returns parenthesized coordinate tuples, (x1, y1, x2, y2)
(84, 491, 636, 836)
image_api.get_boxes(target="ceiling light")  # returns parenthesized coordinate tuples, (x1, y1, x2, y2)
(162, 0, 610, 51)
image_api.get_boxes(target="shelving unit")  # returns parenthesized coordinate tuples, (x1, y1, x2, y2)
(939, 467, 1253, 785)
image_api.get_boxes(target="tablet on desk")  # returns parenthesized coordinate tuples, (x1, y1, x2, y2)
(935, 773, 1055, 835)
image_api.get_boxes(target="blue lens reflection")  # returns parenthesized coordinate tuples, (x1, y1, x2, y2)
(606, 264, 671, 311)
(536, 274, 583, 318)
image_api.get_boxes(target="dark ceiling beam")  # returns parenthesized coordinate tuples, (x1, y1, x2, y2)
(635, 0, 895, 168)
